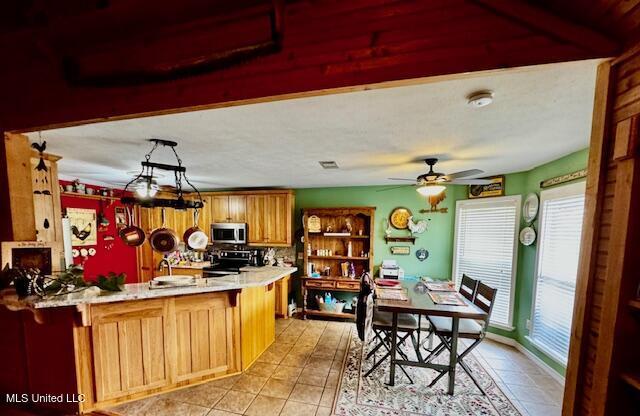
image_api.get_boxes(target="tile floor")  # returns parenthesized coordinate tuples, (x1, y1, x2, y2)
(102, 318, 564, 416)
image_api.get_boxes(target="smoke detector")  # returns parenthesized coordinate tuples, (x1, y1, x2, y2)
(467, 91, 494, 108)
(319, 161, 339, 169)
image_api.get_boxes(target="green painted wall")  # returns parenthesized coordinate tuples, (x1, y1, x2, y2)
(294, 148, 589, 376)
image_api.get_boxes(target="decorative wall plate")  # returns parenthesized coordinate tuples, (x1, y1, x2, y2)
(416, 248, 429, 261)
(522, 193, 539, 223)
(389, 207, 412, 229)
(519, 226, 536, 246)
(307, 215, 321, 233)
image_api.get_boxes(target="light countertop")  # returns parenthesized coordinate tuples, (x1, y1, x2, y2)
(0, 266, 296, 309)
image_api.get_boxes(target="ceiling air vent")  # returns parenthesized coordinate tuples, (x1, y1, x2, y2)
(319, 161, 339, 169)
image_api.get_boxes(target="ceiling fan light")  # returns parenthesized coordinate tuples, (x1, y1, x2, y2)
(416, 184, 446, 196)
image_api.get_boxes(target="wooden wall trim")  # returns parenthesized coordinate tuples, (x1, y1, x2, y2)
(562, 61, 612, 416)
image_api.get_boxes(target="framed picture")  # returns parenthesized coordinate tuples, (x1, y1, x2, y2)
(115, 207, 127, 230)
(67, 208, 97, 246)
(468, 175, 505, 199)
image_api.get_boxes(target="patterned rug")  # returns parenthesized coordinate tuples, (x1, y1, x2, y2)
(333, 328, 521, 416)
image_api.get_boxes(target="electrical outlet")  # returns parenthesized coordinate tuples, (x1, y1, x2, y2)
(526, 319, 532, 331)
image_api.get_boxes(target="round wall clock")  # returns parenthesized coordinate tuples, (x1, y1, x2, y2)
(416, 248, 429, 261)
(389, 207, 412, 229)
(519, 226, 537, 246)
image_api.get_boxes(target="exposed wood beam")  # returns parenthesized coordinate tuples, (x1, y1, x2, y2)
(470, 0, 619, 56)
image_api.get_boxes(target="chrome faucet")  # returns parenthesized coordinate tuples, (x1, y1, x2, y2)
(158, 258, 173, 275)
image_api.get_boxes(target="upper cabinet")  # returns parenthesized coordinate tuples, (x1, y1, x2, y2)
(246, 191, 294, 247)
(209, 195, 246, 223)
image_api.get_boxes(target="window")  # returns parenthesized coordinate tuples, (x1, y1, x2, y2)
(452, 196, 520, 329)
(529, 181, 585, 364)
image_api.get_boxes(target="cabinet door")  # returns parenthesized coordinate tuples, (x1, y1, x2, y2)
(211, 196, 230, 223)
(228, 195, 246, 222)
(265, 193, 290, 245)
(174, 293, 239, 381)
(275, 275, 290, 318)
(246, 195, 266, 244)
(91, 299, 169, 401)
(240, 285, 275, 369)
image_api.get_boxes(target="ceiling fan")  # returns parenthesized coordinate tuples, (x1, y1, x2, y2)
(382, 158, 492, 196)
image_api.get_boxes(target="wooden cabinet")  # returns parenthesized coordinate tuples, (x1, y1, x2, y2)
(91, 299, 170, 402)
(275, 274, 291, 318)
(210, 195, 246, 223)
(240, 283, 276, 369)
(173, 293, 239, 382)
(246, 191, 294, 246)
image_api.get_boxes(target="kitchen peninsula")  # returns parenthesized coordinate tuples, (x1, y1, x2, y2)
(0, 266, 295, 414)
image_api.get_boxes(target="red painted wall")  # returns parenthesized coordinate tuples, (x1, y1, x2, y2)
(59, 181, 138, 283)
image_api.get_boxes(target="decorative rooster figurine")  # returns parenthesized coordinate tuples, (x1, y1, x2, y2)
(407, 216, 428, 235)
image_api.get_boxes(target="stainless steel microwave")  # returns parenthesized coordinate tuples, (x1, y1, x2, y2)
(210, 223, 247, 245)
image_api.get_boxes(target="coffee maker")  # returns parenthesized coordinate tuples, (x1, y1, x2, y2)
(248, 248, 266, 267)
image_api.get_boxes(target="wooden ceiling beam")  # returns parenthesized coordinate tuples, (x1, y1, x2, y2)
(470, 0, 619, 55)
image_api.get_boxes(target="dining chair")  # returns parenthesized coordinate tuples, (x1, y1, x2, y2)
(425, 281, 498, 394)
(357, 275, 419, 383)
(459, 274, 479, 302)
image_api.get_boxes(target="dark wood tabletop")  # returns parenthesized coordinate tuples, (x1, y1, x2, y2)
(375, 280, 488, 320)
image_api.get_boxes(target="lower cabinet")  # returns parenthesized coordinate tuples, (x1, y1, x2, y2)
(89, 292, 241, 405)
(240, 283, 276, 370)
(275, 275, 291, 318)
(91, 299, 170, 402)
(174, 293, 239, 382)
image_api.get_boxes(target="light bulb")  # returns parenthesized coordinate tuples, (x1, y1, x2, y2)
(416, 184, 446, 196)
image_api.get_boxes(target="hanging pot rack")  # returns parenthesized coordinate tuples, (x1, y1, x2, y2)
(121, 139, 204, 210)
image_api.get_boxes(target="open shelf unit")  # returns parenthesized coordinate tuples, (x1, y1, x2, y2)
(300, 207, 375, 320)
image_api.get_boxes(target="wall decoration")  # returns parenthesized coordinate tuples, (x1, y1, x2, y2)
(390, 246, 410, 255)
(522, 193, 539, 223)
(419, 191, 448, 214)
(407, 216, 429, 234)
(67, 207, 97, 246)
(469, 175, 505, 198)
(416, 248, 429, 261)
(307, 215, 321, 233)
(540, 168, 587, 189)
(519, 226, 537, 246)
(115, 207, 127, 230)
(389, 207, 412, 229)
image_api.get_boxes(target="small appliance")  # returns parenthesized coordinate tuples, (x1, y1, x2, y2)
(379, 259, 404, 279)
(210, 222, 247, 245)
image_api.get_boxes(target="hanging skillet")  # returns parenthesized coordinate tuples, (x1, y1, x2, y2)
(183, 208, 208, 250)
(149, 208, 179, 253)
(119, 206, 146, 246)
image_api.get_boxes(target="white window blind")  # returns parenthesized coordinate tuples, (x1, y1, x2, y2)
(530, 181, 585, 364)
(453, 196, 520, 328)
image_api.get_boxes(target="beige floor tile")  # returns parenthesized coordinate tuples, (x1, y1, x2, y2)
(141, 398, 210, 416)
(494, 369, 534, 386)
(507, 384, 552, 404)
(207, 410, 241, 416)
(257, 350, 285, 365)
(246, 362, 278, 378)
(214, 390, 256, 414)
(520, 401, 561, 416)
(272, 365, 303, 381)
(162, 383, 227, 408)
(280, 400, 318, 416)
(108, 396, 157, 415)
(288, 383, 324, 405)
(306, 356, 332, 371)
(330, 359, 343, 371)
(244, 395, 285, 416)
(260, 378, 296, 399)
(207, 375, 240, 389)
(319, 387, 336, 408)
(315, 406, 331, 416)
(232, 374, 268, 394)
(301, 366, 330, 378)
(281, 353, 309, 367)
(325, 370, 340, 388)
(298, 373, 327, 387)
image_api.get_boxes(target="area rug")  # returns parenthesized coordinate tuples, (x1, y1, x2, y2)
(333, 328, 521, 416)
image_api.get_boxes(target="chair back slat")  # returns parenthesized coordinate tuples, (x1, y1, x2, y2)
(459, 274, 479, 302)
(474, 282, 497, 318)
(356, 272, 374, 342)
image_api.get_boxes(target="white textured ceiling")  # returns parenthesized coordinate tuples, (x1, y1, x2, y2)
(28, 59, 600, 189)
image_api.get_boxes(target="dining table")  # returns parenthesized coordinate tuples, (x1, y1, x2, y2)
(375, 279, 488, 395)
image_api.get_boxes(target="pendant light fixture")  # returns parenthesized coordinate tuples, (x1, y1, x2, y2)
(121, 139, 203, 210)
(416, 183, 446, 197)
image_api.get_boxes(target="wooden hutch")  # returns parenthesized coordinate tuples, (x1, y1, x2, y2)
(300, 207, 375, 320)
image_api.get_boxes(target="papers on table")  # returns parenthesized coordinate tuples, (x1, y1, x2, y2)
(375, 287, 409, 301)
(424, 281, 456, 292)
(428, 292, 467, 306)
